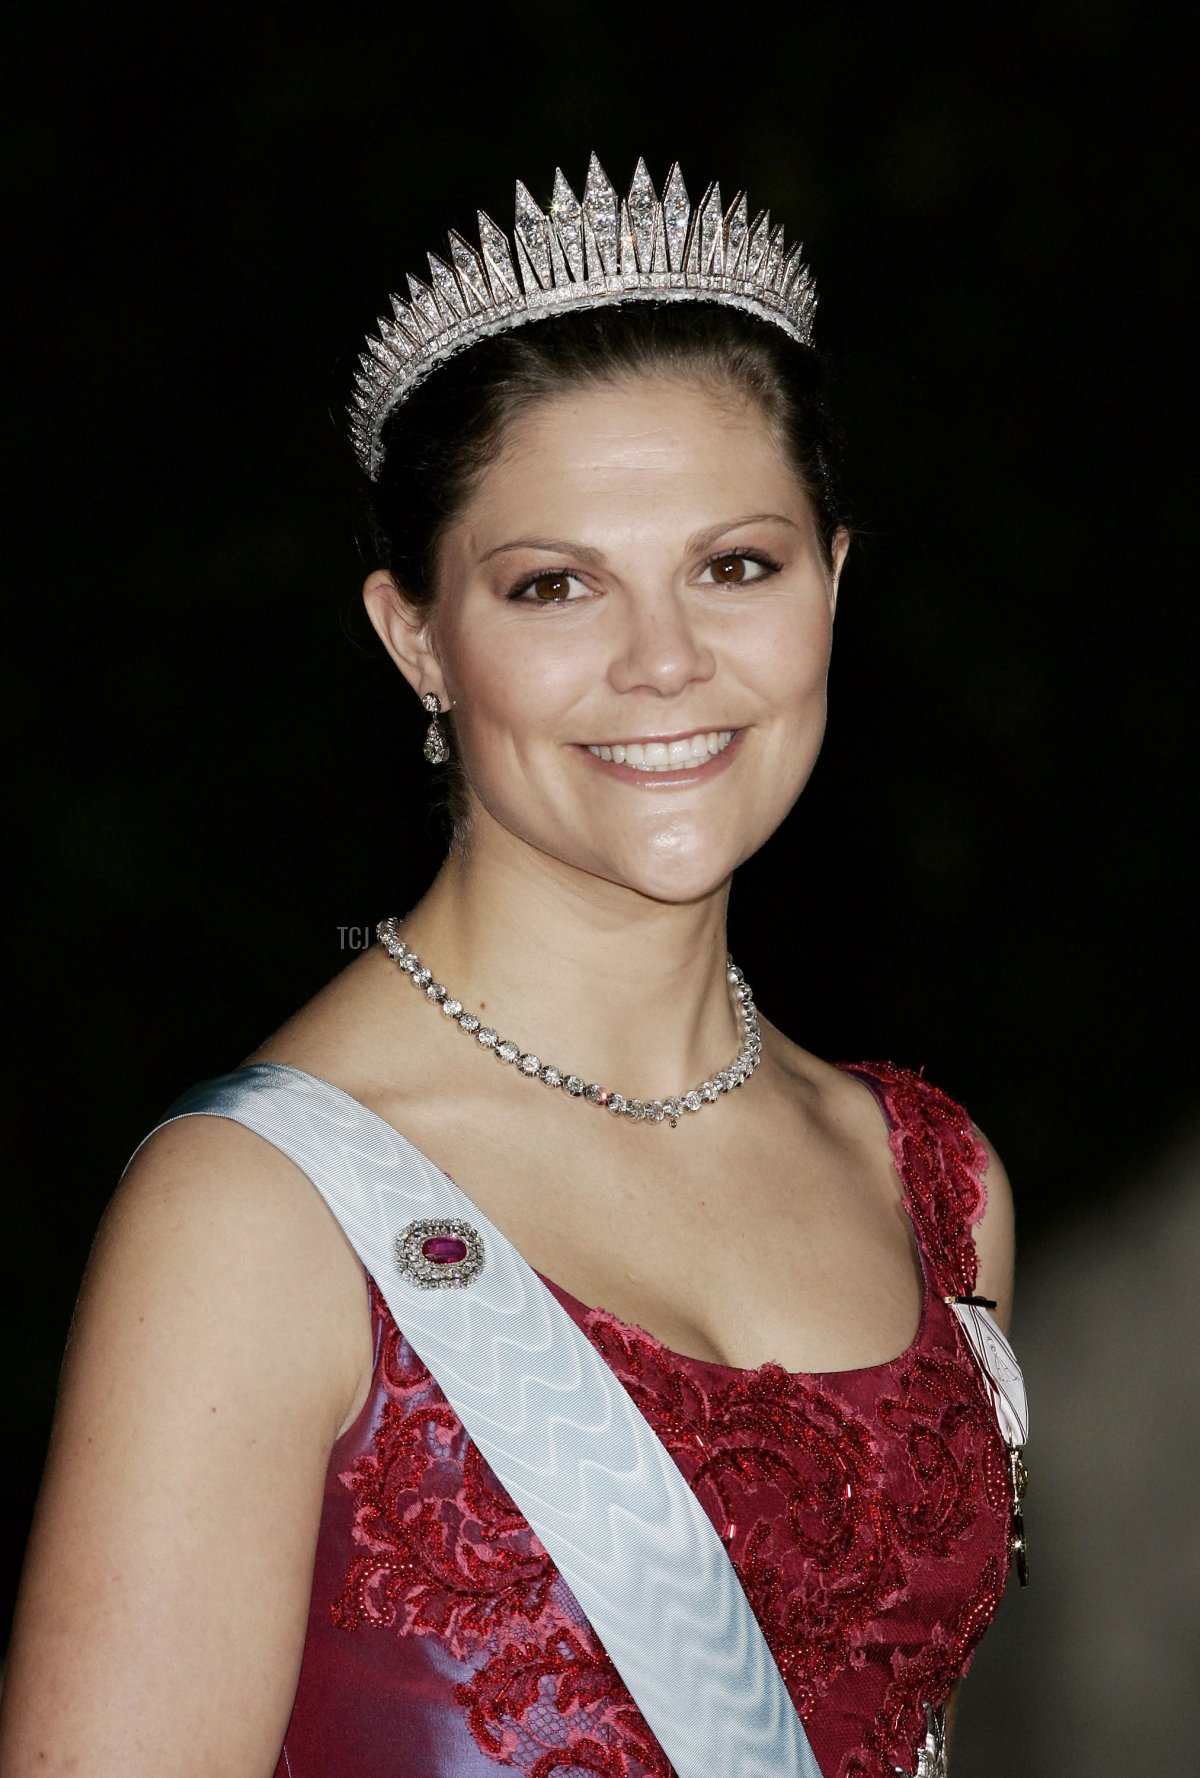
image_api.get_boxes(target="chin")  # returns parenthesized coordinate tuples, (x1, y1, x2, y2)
(474, 780, 796, 904)
(589, 820, 754, 905)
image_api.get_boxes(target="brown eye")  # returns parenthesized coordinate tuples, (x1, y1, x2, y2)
(709, 554, 748, 584)
(701, 551, 779, 587)
(533, 573, 573, 601)
(507, 568, 590, 606)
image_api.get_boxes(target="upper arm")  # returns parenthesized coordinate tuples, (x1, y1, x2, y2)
(971, 1128, 1016, 1334)
(0, 1115, 372, 1778)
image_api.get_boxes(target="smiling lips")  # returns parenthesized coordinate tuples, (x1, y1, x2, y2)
(585, 730, 736, 772)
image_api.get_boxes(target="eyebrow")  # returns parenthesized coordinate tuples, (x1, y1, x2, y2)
(478, 535, 605, 565)
(476, 512, 802, 566)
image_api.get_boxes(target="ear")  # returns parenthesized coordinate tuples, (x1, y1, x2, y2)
(362, 570, 449, 706)
(828, 527, 851, 618)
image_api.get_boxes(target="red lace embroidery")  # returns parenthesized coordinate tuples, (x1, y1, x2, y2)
(846, 1061, 990, 1299)
(332, 1065, 1010, 1778)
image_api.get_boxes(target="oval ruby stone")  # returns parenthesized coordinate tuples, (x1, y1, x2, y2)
(422, 1236, 468, 1264)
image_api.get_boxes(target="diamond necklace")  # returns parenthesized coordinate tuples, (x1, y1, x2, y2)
(376, 915, 761, 1128)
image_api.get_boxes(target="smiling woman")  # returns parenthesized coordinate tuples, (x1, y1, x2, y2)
(364, 363, 846, 903)
(365, 295, 848, 837)
(0, 159, 1025, 1778)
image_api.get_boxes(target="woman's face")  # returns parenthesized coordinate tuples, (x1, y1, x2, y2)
(376, 374, 847, 905)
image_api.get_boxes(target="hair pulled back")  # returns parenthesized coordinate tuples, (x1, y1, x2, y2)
(364, 302, 848, 608)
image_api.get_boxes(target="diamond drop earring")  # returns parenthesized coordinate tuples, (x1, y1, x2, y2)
(422, 692, 450, 765)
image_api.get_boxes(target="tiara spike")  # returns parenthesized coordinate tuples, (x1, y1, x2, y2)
(366, 334, 400, 371)
(683, 183, 713, 277)
(449, 232, 490, 314)
(699, 183, 724, 275)
(780, 243, 808, 303)
(795, 273, 817, 332)
(763, 223, 786, 297)
(390, 292, 426, 347)
(581, 208, 604, 282)
(477, 211, 520, 301)
(583, 154, 620, 276)
(378, 317, 415, 360)
(514, 233, 544, 300)
(661, 163, 691, 273)
(350, 156, 818, 477)
(425, 253, 465, 322)
(725, 194, 750, 280)
(649, 208, 669, 275)
(550, 170, 585, 282)
(618, 200, 639, 283)
(745, 209, 771, 278)
(548, 221, 573, 289)
(514, 181, 553, 291)
(406, 274, 442, 337)
(628, 157, 658, 274)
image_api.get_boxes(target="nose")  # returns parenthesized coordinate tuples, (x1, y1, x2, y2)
(606, 587, 716, 698)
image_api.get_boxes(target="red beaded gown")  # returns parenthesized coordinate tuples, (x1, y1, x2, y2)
(271, 1062, 1016, 1778)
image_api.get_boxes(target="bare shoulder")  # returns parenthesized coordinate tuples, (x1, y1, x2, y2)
(0, 1109, 372, 1775)
(105, 1109, 372, 1417)
(767, 1027, 1017, 1327)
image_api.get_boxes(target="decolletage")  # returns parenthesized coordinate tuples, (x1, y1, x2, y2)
(273, 1061, 1015, 1778)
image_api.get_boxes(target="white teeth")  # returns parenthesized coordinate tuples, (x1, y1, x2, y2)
(586, 729, 738, 771)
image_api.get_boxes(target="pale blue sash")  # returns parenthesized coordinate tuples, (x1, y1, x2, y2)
(136, 1062, 822, 1778)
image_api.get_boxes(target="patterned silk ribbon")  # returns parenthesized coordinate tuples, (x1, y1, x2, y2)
(131, 1062, 824, 1778)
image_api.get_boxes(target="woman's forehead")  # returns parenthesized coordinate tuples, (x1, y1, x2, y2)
(501, 372, 778, 453)
(455, 379, 807, 547)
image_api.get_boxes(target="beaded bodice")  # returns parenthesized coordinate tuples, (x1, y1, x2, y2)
(272, 1063, 1014, 1778)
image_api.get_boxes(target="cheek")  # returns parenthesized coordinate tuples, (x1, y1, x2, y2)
(740, 595, 835, 715)
(442, 619, 586, 763)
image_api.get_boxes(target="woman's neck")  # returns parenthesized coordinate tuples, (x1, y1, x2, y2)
(394, 815, 740, 1100)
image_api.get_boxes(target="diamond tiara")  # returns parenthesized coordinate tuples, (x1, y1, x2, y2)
(349, 154, 817, 479)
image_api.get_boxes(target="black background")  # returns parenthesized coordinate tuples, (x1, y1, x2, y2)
(4, 0, 1196, 1755)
